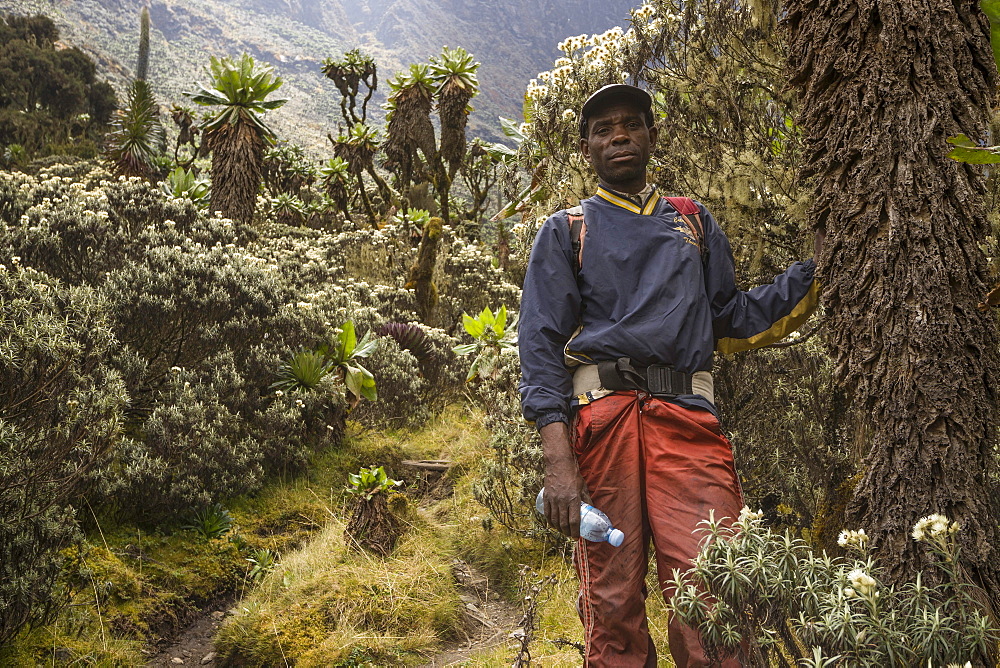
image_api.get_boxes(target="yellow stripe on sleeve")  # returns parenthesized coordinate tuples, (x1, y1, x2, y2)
(716, 279, 821, 354)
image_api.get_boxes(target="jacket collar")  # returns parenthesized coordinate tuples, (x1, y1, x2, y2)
(596, 183, 659, 215)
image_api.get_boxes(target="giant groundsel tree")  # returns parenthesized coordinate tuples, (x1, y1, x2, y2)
(186, 54, 287, 224)
(785, 0, 1000, 616)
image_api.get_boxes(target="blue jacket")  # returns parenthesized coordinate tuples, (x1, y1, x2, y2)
(518, 187, 818, 429)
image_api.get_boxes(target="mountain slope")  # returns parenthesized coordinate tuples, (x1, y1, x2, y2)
(1, 0, 636, 150)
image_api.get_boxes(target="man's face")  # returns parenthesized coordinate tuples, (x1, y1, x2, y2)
(580, 102, 657, 194)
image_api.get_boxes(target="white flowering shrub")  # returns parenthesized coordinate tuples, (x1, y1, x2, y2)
(0, 265, 127, 643)
(436, 236, 520, 330)
(351, 336, 429, 428)
(110, 371, 265, 516)
(0, 166, 345, 518)
(668, 511, 998, 667)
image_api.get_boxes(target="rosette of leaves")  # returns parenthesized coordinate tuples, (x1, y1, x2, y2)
(319, 156, 352, 220)
(270, 192, 305, 226)
(181, 502, 234, 540)
(184, 53, 288, 225)
(453, 305, 517, 382)
(330, 122, 394, 223)
(429, 47, 479, 180)
(345, 465, 402, 556)
(321, 48, 377, 127)
(104, 79, 166, 179)
(271, 350, 334, 393)
(319, 320, 378, 407)
(161, 166, 209, 207)
(383, 63, 438, 198)
(246, 548, 278, 584)
(376, 322, 434, 363)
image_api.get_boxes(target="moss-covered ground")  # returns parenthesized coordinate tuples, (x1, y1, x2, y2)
(1, 405, 675, 666)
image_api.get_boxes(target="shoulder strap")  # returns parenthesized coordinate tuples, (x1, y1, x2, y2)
(664, 196, 704, 256)
(565, 205, 586, 278)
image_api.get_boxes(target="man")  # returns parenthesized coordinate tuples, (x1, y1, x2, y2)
(518, 84, 819, 667)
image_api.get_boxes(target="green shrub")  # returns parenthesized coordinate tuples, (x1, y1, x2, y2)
(0, 265, 127, 643)
(108, 373, 264, 518)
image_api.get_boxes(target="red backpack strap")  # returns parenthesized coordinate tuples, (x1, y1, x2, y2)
(566, 208, 587, 277)
(664, 196, 704, 255)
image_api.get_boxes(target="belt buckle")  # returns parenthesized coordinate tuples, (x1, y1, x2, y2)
(646, 365, 689, 397)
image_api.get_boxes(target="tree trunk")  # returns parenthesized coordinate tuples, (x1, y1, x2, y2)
(785, 0, 1000, 604)
(209, 121, 263, 225)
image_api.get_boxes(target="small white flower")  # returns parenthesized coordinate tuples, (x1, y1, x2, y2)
(912, 513, 955, 541)
(843, 586, 855, 598)
(847, 568, 877, 596)
(561, 109, 576, 122)
(170, 366, 182, 374)
(275, 390, 284, 397)
(837, 528, 868, 549)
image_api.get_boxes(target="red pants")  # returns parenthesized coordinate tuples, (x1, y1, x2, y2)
(572, 392, 743, 667)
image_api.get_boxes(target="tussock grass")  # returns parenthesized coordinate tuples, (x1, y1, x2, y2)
(216, 510, 463, 665)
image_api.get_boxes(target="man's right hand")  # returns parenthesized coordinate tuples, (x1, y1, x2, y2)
(539, 420, 590, 539)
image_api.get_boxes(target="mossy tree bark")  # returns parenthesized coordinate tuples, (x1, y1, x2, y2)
(406, 217, 443, 322)
(786, 0, 1000, 605)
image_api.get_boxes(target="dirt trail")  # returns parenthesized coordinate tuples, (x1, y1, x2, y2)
(146, 605, 227, 667)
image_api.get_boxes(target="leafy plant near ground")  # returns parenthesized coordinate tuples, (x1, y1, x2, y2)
(347, 465, 402, 500)
(345, 465, 403, 556)
(161, 166, 210, 206)
(454, 305, 518, 382)
(272, 349, 335, 393)
(321, 320, 378, 404)
(669, 510, 999, 667)
(181, 503, 235, 540)
(246, 548, 279, 585)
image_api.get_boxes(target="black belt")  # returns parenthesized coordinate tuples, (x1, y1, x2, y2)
(596, 358, 693, 397)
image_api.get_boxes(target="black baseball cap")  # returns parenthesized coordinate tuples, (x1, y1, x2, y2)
(579, 84, 653, 137)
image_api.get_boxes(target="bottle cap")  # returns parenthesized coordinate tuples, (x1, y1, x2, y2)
(608, 529, 624, 547)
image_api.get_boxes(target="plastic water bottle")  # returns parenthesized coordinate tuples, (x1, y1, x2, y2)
(535, 488, 625, 547)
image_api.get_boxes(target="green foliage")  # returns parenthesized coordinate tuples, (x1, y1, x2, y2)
(322, 48, 377, 128)
(347, 465, 402, 500)
(182, 502, 235, 540)
(272, 350, 335, 393)
(669, 510, 998, 667)
(946, 133, 1000, 165)
(0, 14, 117, 160)
(454, 305, 518, 382)
(185, 53, 288, 139)
(112, 372, 266, 517)
(322, 320, 378, 403)
(103, 79, 166, 179)
(161, 166, 210, 206)
(0, 264, 127, 643)
(246, 548, 278, 585)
